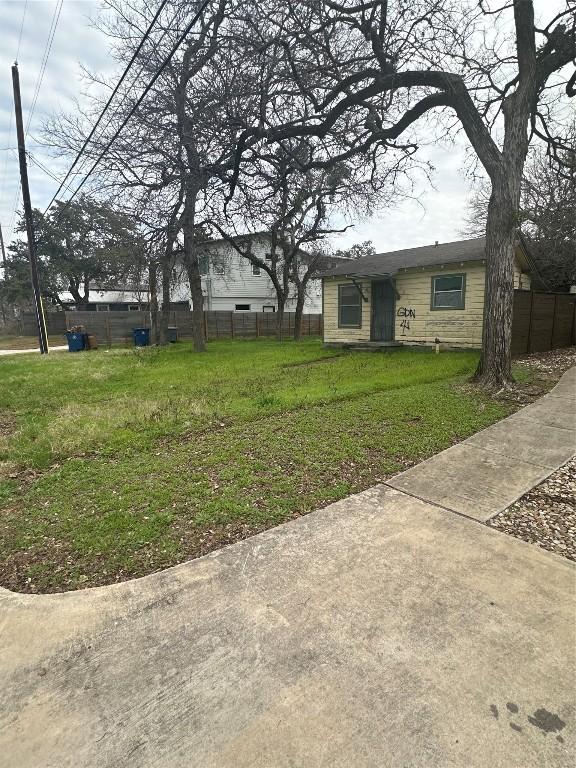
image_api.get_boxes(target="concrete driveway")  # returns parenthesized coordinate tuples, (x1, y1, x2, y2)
(1, 371, 575, 767)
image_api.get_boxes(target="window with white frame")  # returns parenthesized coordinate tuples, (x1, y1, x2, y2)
(431, 274, 466, 310)
(252, 264, 261, 276)
(235, 304, 251, 311)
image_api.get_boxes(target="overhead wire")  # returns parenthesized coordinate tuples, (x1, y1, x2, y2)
(53, 0, 214, 220)
(43, 0, 171, 213)
(2, 0, 30, 241)
(15, 0, 28, 63)
(25, 0, 64, 136)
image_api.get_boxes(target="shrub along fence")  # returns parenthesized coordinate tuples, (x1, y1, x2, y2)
(511, 290, 576, 355)
(7, 309, 322, 347)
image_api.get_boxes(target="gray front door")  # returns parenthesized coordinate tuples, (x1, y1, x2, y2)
(371, 280, 395, 341)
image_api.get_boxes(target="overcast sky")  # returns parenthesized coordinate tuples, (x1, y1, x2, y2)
(0, 0, 566, 254)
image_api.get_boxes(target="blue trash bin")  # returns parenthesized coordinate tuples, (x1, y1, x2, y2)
(133, 327, 151, 347)
(65, 331, 86, 352)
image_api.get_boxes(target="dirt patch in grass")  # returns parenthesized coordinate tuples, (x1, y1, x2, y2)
(0, 412, 17, 442)
(282, 354, 344, 368)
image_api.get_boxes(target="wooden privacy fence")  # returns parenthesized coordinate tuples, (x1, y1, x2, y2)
(512, 290, 576, 355)
(48, 309, 324, 346)
(2, 311, 68, 337)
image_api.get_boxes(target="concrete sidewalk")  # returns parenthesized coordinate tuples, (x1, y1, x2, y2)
(388, 366, 576, 521)
(0, 369, 574, 768)
(0, 345, 68, 356)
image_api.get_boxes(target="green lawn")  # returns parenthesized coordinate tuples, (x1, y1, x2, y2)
(0, 339, 527, 592)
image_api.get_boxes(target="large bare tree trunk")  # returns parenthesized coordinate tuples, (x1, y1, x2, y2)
(475, 85, 528, 387)
(276, 298, 286, 341)
(293, 290, 305, 341)
(158, 245, 173, 346)
(182, 195, 206, 353)
(474, 187, 516, 386)
(148, 260, 159, 344)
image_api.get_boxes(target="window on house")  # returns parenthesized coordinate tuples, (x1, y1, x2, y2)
(265, 253, 272, 261)
(235, 304, 251, 311)
(95, 304, 110, 312)
(431, 274, 466, 310)
(262, 305, 275, 312)
(338, 283, 362, 328)
(198, 254, 209, 275)
(252, 264, 261, 276)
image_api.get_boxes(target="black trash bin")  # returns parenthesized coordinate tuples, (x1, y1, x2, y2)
(133, 327, 151, 347)
(167, 326, 178, 343)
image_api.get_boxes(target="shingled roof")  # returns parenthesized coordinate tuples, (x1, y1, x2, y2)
(320, 237, 488, 277)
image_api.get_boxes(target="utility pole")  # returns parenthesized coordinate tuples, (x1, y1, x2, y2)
(0, 223, 6, 324)
(11, 63, 49, 354)
(0, 222, 6, 267)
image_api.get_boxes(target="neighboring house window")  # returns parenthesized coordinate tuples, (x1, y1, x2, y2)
(338, 283, 362, 328)
(235, 304, 251, 311)
(262, 305, 275, 312)
(252, 264, 261, 276)
(198, 254, 209, 275)
(96, 304, 110, 311)
(431, 274, 466, 310)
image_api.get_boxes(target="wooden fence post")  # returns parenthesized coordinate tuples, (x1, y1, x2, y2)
(550, 294, 558, 349)
(526, 291, 534, 354)
(256, 312, 259, 337)
(230, 311, 234, 338)
(203, 310, 208, 341)
(106, 317, 112, 348)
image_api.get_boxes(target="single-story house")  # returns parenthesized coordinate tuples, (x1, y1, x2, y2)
(321, 236, 543, 349)
(60, 286, 149, 311)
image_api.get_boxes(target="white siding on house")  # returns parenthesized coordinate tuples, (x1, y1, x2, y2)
(167, 235, 322, 313)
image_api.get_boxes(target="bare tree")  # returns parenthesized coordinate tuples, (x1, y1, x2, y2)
(212, 130, 403, 339)
(232, 0, 575, 385)
(46, 0, 265, 352)
(463, 137, 576, 291)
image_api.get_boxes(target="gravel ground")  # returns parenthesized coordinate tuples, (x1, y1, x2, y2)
(489, 349, 575, 560)
(515, 346, 576, 377)
(488, 456, 576, 561)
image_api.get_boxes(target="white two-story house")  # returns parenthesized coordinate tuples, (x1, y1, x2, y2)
(168, 233, 327, 313)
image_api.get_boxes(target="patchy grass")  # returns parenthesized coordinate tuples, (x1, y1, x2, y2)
(0, 339, 539, 593)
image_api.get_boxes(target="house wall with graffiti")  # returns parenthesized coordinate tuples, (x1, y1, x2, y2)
(394, 262, 486, 347)
(321, 248, 532, 348)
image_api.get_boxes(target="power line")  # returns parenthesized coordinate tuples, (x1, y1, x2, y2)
(15, 0, 28, 63)
(25, 0, 64, 136)
(28, 151, 75, 193)
(1, 0, 28, 230)
(43, 0, 171, 212)
(54, 0, 213, 219)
